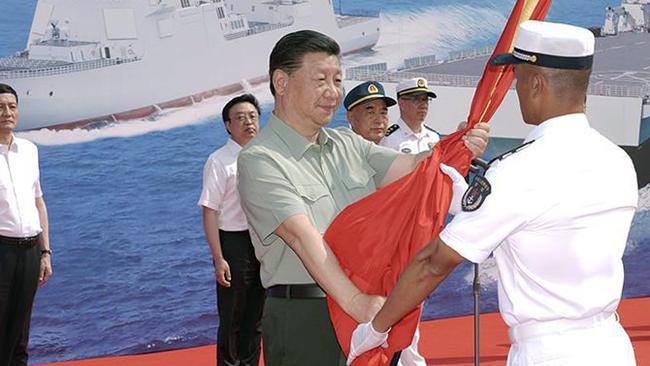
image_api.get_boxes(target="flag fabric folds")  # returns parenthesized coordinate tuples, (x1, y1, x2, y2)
(324, 1, 552, 365)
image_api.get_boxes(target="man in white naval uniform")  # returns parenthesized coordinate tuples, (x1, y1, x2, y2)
(347, 21, 638, 366)
(380, 77, 439, 154)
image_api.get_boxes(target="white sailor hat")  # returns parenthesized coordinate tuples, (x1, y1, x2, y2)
(396, 77, 437, 99)
(491, 20, 595, 70)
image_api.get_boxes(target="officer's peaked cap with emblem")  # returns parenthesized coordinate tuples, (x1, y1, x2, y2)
(344, 81, 397, 111)
(396, 77, 437, 99)
(491, 20, 595, 70)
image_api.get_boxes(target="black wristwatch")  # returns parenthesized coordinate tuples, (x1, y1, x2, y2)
(41, 249, 52, 257)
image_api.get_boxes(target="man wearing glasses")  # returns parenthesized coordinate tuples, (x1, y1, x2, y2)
(381, 77, 440, 154)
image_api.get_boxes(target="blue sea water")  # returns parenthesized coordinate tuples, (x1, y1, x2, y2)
(1, 0, 648, 363)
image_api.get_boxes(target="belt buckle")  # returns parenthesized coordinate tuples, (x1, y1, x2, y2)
(18, 236, 36, 245)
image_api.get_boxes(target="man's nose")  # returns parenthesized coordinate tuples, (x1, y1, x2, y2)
(323, 81, 340, 98)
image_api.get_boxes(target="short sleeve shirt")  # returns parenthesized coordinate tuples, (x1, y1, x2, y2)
(198, 138, 249, 231)
(0, 136, 44, 237)
(237, 113, 398, 288)
(380, 118, 440, 154)
(440, 114, 638, 328)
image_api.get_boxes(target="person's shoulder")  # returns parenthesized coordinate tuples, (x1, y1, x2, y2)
(14, 137, 38, 153)
(385, 124, 400, 138)
(205, 144, 230, 167)
(332, 126, 377, 150)
(238, 127, 285, 169)
(240, 126, 275, 155)
(332, 126, 362, 141)
(423, 124, 439, 135)
(486, 140, 542, 182)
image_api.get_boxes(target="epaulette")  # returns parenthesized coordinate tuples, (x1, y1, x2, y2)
(385, 124, 399, 137)
(488, 140, 536, 164)
(423, 124, 439, 135)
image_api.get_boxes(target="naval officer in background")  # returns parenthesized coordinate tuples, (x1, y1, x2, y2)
(0, 83, 53, 366)
(381, 77, 440, 153)
(348, 21, 638, 366)
(344, 81, 396, 144)
(199, 94, 265, 366)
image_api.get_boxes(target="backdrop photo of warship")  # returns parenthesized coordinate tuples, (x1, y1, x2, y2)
(0, 0, 648, 364)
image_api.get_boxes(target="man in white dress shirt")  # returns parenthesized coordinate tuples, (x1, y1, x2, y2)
(381, 77, 440, 154)
(199, 94, 265, 366)
(348, 21, 638, 366)
(0, 83, 53, 366)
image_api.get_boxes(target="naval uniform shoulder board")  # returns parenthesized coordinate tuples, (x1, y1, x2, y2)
(487, 139, 536, 165)
(385, 124, 400, 137)
(423, 125, 439, 135)
(461, 140, 536, 212)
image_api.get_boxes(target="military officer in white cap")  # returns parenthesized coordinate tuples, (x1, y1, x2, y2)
(347, 20, 638, 366)
(380, 77, 440, 154)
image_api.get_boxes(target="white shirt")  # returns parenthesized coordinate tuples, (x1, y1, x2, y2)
(380, 118, 440, 154)
(440, 113, 638, 328)
(198, 138, 249, 231)
(0, 136, 44, 237)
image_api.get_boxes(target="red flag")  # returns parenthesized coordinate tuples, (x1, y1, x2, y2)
(325, 1, 552, 365)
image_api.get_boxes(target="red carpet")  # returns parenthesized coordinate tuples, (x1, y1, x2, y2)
(38, 297, 650, 366)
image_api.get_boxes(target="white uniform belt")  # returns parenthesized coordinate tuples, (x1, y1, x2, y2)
(508, 312, 616, 343)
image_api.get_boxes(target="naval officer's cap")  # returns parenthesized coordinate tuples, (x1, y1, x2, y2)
(395, 77, 437, 99)
(344, 81, 397, 111)
(491, 20, 595, 70)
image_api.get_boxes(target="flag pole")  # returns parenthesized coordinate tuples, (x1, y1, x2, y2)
(473, 263, 480, 366)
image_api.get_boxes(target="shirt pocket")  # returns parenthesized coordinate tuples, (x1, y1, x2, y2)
(294, 183, 334, 232)
(341, 164, 377, 202)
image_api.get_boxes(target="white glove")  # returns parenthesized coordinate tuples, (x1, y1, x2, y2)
(346, 321, 390, 365)
(440, 164, 469, 216)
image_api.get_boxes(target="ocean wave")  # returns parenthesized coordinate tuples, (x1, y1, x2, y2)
(638, 184, 650, 212)
(16, 84, 274, 146)
(344, 4, 507, 68)
(464, 256, 499, 287)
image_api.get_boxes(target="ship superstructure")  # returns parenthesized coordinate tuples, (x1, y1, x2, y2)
(603, 0, 650, 35)
(0, 0, 380, 130)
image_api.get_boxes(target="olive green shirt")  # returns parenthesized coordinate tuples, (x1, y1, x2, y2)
(237, 113, 398, 288)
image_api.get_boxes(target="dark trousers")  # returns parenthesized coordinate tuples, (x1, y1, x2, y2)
(0, 240, 40, 366)
(216, 230, 265, 366)
(262, 297, 346, 366)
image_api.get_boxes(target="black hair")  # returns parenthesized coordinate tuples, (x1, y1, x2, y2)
(221, 93, 261, 132)
(0, 83, 18, 104)
(268, 30, 340, 96)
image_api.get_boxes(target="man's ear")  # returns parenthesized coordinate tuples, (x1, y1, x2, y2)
(530, 71, 545, 100)
(346, 110, 354, 125)
(272, 69, 289, 96)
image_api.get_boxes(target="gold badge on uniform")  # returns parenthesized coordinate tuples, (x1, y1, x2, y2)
(417, 78, 426, 87)
(530, 55, 537, 63)
(368, 84, 379, 93)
